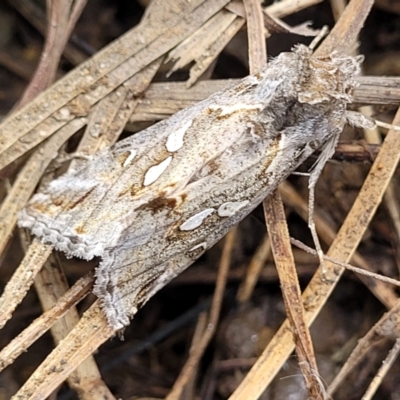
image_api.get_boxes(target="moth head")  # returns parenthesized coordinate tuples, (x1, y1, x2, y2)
(293, 44, 362, 105)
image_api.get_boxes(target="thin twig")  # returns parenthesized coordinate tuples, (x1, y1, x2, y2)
(166, 227, 237, 400)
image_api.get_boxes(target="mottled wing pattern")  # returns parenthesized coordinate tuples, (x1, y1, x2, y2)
(19, 46, 361, 329)
(18, 68, 279, 260)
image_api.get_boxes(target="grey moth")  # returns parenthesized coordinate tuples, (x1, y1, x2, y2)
(18, 45, 370, 329)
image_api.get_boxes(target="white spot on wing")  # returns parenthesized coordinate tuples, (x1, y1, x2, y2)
(209, 104, 262, 117)
(179, 208, 215, 231)
(217, 200, 249, 217)
(189, 242, 207, 252)
(166, 120, 192, 152)
(143, 156, 172, 186)
(123, 150, 137, 167)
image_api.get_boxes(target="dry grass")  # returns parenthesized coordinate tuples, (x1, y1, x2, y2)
(1, 0, 400, 399)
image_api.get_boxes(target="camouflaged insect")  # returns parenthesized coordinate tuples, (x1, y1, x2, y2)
(18, 45, 372, 330)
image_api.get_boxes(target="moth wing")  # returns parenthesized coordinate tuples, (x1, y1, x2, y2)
(19, 67, 284, 261)
(94, 241, 203, 329)
(93, 130, 306, 329)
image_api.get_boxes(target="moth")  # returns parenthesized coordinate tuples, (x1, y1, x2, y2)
(18, 45, 371, 330)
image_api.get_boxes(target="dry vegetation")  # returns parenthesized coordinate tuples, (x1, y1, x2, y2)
(1, 0, 400, 399)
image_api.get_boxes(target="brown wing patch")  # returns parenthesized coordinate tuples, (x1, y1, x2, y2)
(74, 224, 86, 234)
(136, 197, 178, 214)
(66, 187, 96, 210)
